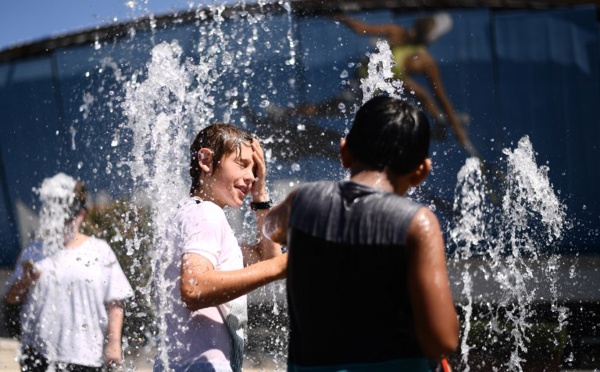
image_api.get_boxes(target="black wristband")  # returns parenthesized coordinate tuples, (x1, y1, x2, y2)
(250, 200, 272, 211)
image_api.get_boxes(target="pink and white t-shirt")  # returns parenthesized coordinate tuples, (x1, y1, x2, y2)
(157, 198, 247, 372)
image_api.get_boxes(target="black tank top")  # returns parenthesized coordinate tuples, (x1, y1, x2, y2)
(287, 180, 425, 366)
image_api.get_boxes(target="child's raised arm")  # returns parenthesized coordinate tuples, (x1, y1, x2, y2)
(242, 139, 283, 265)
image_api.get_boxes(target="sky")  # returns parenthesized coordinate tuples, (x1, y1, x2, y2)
(0, 0, 244, 52)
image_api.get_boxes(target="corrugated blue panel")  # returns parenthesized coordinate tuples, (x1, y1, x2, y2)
(0, 56, 68, 266)
(0, 63, 19, 265)
(494, 6, 600, 252)
(0, 6, 599, 266)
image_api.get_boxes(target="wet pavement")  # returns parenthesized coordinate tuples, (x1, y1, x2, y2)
(0, 338, 18, 372)
(0, 339, 283, 372)
(1, 256, 599, 371)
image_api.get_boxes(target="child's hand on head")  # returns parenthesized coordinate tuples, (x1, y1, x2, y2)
(251, 139, 268, 201)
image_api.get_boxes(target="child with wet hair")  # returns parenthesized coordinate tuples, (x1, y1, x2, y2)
(156, 123, 286, 372)
(6, 173, 133, 372)
(264, 96, 458, 371)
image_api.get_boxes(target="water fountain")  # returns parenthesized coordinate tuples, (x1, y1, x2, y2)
(447, 138, 570, 371)
(36, 173, 80, 257)
(119, 5, 299, 370)
(2, 2, 599, 371)
(120, 20, 573, 369)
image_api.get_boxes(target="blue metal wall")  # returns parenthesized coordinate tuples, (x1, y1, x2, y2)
(0, 5, 598, 267)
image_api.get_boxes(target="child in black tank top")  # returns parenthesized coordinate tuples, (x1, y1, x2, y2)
(264, 96, 459, 371)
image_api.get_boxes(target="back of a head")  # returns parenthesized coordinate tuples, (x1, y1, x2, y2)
(346, 96, 430, 175)
(36, 173, 87, 252)
(38, 173, 87, 220)
(71, 180, 87, 217)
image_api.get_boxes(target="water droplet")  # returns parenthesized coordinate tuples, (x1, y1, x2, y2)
(222, 52, 233, 66)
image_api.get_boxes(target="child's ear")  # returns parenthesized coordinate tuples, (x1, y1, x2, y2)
(198, 148, 213, 174)
(409, 158, 431, 187)
(340, 138, 353, 169)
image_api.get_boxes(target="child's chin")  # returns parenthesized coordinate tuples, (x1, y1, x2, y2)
(231, 200, 244, 208)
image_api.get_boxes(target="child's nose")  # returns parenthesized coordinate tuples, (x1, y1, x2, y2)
(244, 168, 255, 184)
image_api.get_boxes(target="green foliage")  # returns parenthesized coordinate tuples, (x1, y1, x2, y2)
(81, 200, 155, 348)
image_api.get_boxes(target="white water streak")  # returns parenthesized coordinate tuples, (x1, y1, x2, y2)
(450, 137, 569, 371)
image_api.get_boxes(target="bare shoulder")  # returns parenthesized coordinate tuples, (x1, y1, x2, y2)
(406, 206, 443, 247)
(284, 186, 301, 203)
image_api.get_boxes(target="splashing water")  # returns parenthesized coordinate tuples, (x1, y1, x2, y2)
(122, 40, 193, 369)
(360, 40, 404, 102)
(282, 0, 297, 67)
(450, 157, 488, 259)
(502, 136, 566, 245)
(449, 157, 487, 371)
(36, 173, 77, 257)
(449, 136, 569, 371)
(120, 6, 293, 369)
(112, 5, 571, 371)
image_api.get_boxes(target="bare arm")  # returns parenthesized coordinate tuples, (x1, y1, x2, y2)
(335, 15, 404, 41)
(405, 53, 476, 157)
(422, 61, 469, 148)
(243, 208, 282, 266)
(406, 207, 459, 359)
(104, 300, 124, 367)
(180, 252, 287, 311)
(243, 139, 282, 265)
(262, 189, 297, 245)
(5, 261, 39, 305)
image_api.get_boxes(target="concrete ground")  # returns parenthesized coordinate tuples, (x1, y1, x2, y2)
(2, 338, 598, 371)
(0, 338, 284, 372)
(0, 338, 156, 372)
(0, 338, 19, 372)
(1, 255, 599, 371)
